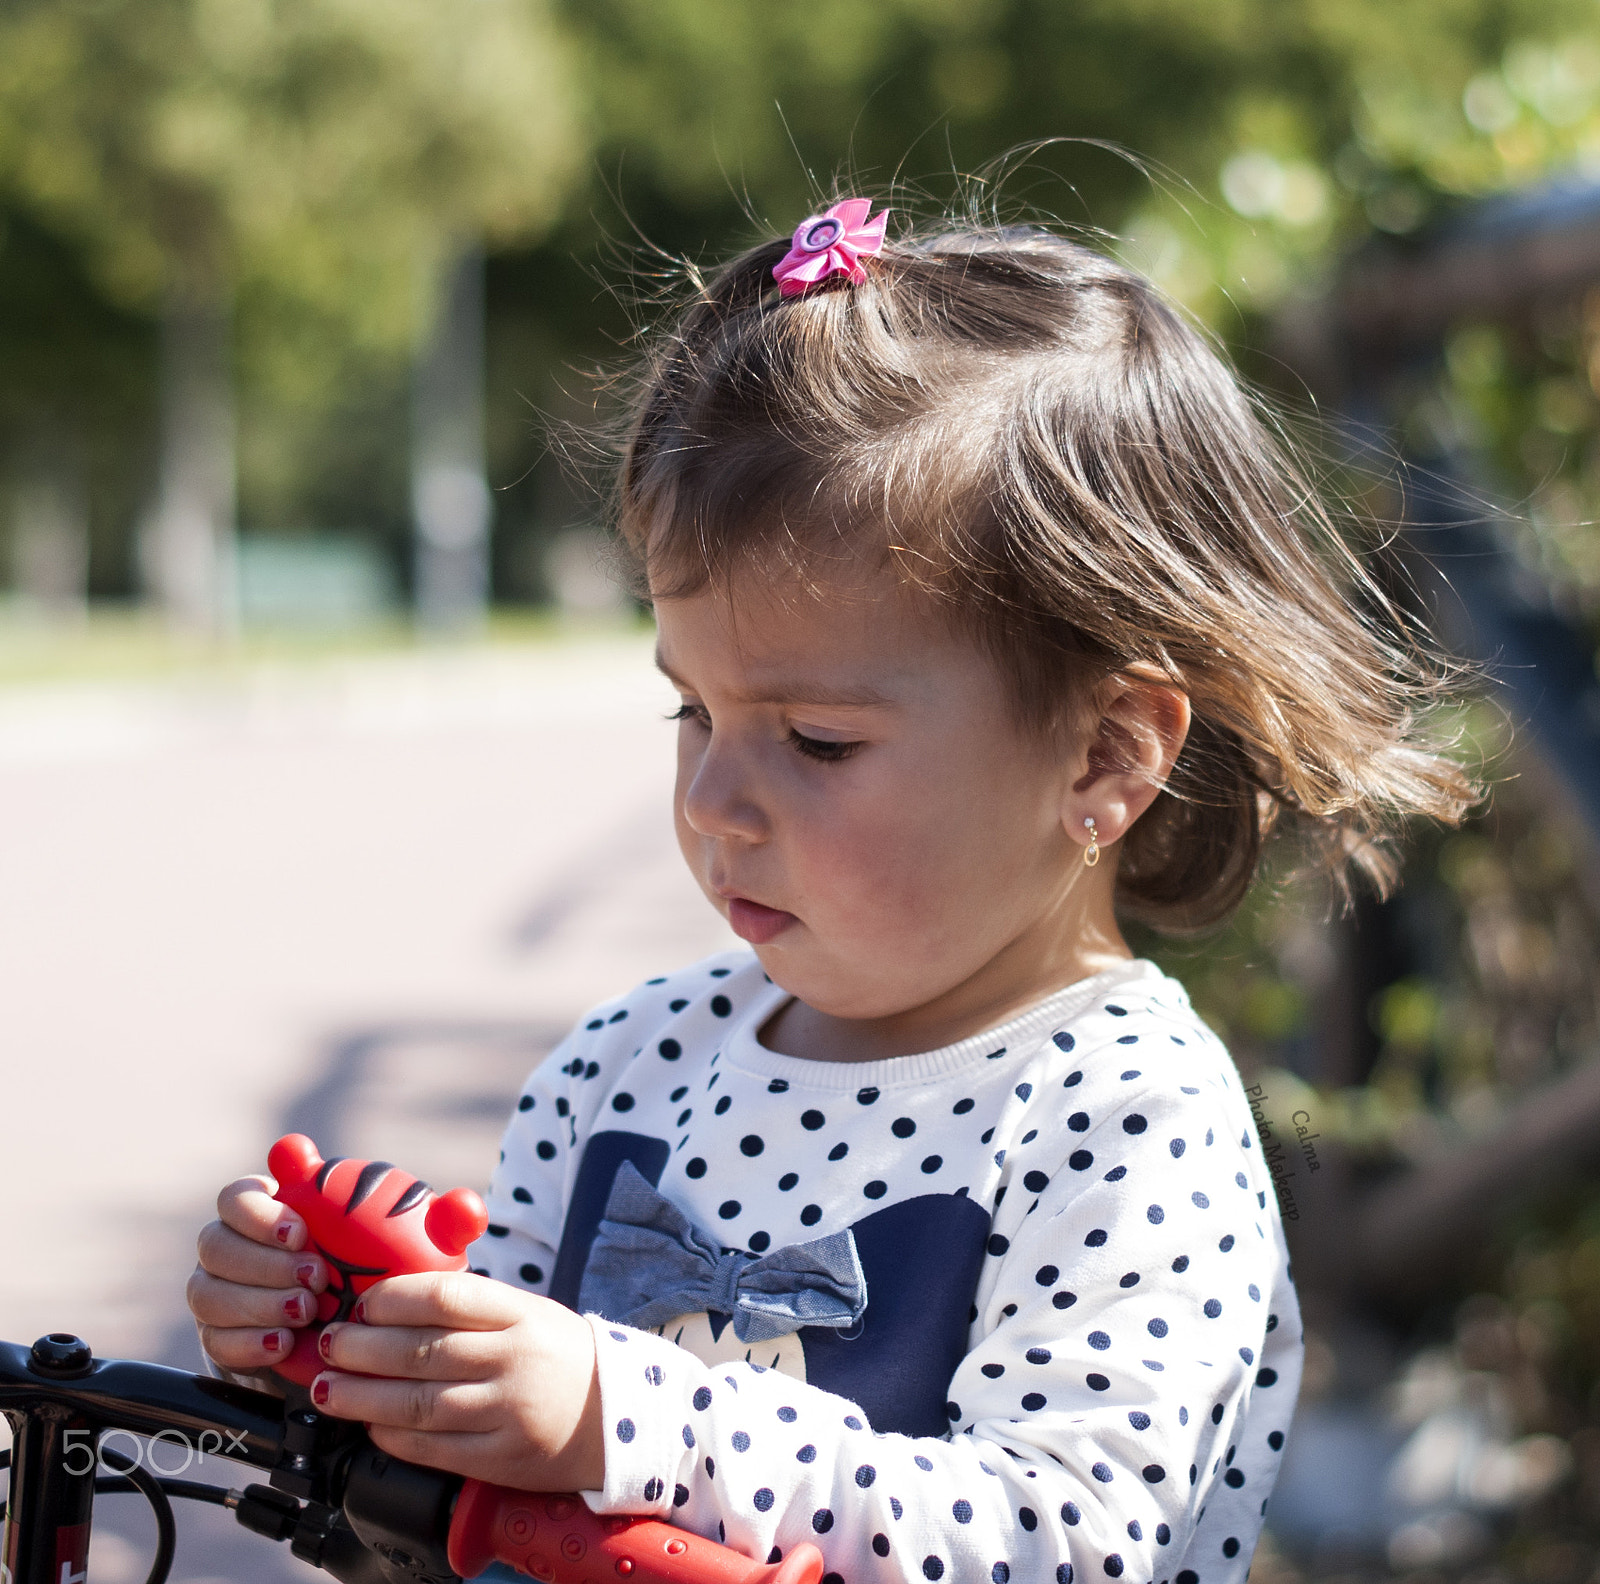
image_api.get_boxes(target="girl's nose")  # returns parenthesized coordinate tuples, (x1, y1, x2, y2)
(680, 736, 768, 842)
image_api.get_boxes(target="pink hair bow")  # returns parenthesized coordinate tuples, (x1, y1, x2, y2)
(772, 199, 888, 297)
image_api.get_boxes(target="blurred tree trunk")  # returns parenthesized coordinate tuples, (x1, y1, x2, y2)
(11, 435, 88, 621)
(143, 271, 235, 633)
(412, 244, 489, 634)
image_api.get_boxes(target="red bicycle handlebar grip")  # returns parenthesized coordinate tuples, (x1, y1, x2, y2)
(447, 1482, 825, 1584)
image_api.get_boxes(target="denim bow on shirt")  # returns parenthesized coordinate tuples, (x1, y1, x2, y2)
(578, 1161, 868, 1344)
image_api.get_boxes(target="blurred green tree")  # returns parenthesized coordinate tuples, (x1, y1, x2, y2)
(0, 0, 581, 626)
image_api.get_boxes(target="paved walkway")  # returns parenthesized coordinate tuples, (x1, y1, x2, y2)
(0, 631, 736, 1582)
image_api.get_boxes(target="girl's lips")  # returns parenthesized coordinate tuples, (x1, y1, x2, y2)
(727, 896, 798, 945)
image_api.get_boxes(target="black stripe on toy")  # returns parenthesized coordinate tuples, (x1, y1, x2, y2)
(386, 1179, 432, 1218)
(315, 1156, 348, 1193)
(346, 1161, 394, 1212)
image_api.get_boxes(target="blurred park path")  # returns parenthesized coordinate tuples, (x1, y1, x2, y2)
(0, 628, 736, 1582)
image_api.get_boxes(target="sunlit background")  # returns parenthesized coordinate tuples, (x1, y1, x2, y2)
(7, 2, 1600, 1580)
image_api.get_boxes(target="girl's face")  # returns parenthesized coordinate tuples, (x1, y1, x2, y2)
(654, 563, 1138, 1059)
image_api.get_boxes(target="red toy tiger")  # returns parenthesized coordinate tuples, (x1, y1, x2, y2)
(266, 1133, 488, 1388)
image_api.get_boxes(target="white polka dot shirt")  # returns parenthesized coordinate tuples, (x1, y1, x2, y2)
(472, 952, 1303, 1584)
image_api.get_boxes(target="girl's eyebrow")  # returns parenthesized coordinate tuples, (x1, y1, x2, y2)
(654, 650, 892, 708)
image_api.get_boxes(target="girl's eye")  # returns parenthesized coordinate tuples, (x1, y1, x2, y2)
(668, 702, 710, 728)
(788, 728, 862, 763)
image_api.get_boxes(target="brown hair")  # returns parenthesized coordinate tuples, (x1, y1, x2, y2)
(613, 215, 1479, 932)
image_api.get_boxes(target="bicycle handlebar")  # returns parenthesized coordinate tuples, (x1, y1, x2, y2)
(0, 1130, 825, 1584)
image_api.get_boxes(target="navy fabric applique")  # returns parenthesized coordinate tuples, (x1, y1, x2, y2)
(550, 1130, 989, 1437)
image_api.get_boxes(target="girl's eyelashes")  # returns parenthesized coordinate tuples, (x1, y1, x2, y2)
(669, 700, 861, 762)
(788, 728, 862, 763)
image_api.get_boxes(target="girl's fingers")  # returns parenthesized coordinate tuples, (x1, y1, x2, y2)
(364, 1425, 486, 1480)
(199, 1323, 297, 1373)
(355, 1271, 531, 1332)
(217, 1175, 304, 1252)
(187, 1269, 321, 1330)
(310, 1369, 495, 1432)
(317, 1322, 499, 1381)
(195, 1220, 326, 1292)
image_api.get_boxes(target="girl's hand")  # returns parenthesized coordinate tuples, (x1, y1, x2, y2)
(310, 1272, 604, 1494)
(187, 1175, 328, 1375)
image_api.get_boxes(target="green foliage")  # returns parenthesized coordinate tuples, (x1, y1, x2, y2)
(0, 0, 581, 341)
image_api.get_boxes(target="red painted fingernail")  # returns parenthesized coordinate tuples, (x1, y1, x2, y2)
(274, 1222, 294, 1246)
(311, 1376, 330, 1406)
(284, 1295, 305, 1323)
(318, 1329, 334, 1361)
(294, 1262, 318, 1290)
(262, 1331, 282, 1353)
(353, 1299, 367, 1324)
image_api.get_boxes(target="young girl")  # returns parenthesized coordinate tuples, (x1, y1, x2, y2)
(187, 200, 1476, 1584)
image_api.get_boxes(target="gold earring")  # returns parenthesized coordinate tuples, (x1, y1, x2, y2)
(1083, 817, 1100, 868)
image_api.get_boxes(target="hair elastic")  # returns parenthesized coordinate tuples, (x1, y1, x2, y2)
(772, 199, 888, 297)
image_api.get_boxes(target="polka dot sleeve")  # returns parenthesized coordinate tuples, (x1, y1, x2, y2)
(581, 1070, 1290, 1584)
(468, 971, 698, 1290)
(467, 1027, 589, 1292)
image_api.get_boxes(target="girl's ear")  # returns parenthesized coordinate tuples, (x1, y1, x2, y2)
(1065, 676, 1191, 853)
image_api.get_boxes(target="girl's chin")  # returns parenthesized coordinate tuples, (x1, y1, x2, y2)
(727, 897, 799, 945)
